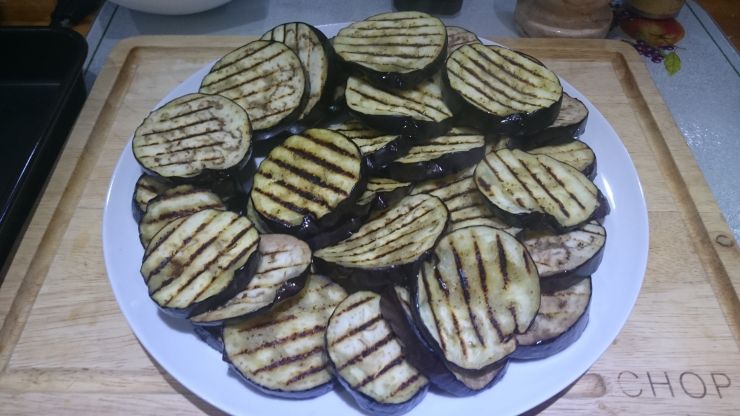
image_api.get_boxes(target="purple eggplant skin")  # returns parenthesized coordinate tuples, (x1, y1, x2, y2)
(192, 324, 224, 353)
(506, 137, 598, 181)
(332, 374, 428, 416)
(190, 270, 309, 327)
(535, 246, 604, 294)
(442, 72, 562, 138)
(131, 174, 172, 224)
(226, 366, 336, 400)
(349, 108, 453, 142)
(336, 35, 447, 92)
(312, 257, 422, 292)
(364, 135, 415, 173)
(481, 189, 611, 234)
(382, 145, 485, 182)
(305, 214, 366, 251)
(380, 287, 507, 397)
(511, 285, 592, 361)
(151, 250, 262, 320)
(251, 164, 368, 240)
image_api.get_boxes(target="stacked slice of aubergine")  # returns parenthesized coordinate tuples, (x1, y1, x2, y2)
(129, 11, 608, 416)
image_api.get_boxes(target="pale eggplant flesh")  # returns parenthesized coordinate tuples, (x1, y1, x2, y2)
(140, 209, 261, 318)
(132, 93, 253, 182)
(522, 221, 606, 292)
(475, 148, 609, 232)
(326, 116, 414, 171)
(326, 291, 429, 415)
(356, 177, 412, 212)
(313, 194, 449, 289)
(381, 285, 509, 397)
(528, 139, 597, 180)
(132, 174, 171, 223)
(512, 277, 591, 360)
(190, 234, 312, 326)
(444, 44, 563, 136)
(138, 184, 225, 248)
(250, 128, 365, 238)
(518, 93, 588, 147)
(200, 40, 307, 141)
(445, 26, 481, 58)
(223, 274, 348, 398)
(415, 226, 540, 371)
(382, 127, 486, 182)
(333, 11, 447, 90)
(345, 74, 454, 139)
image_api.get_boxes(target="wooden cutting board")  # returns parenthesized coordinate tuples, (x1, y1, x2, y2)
(0, 36, 738, 415)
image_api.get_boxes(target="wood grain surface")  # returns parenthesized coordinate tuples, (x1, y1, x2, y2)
(0, 36, 738, 415)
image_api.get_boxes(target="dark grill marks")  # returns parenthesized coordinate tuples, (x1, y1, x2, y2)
(253, 187, 311, 217)
(329, 315, 383, 347)
(337, 332, 395, 370)
(283, 146, 356, 179)
(421, 267, 447, 353)
(496, 234, 510, 287)
(238, 314, 297, 332)
(355, 355, 404, 389)
(139, 133, 226, 157)
(478, 48, 540, 91)
(341, 199, 427, 244)
(447, 71, 518, 113)
(147, 214, 215, 279)
(162, 105, 214, 122)
(346, 87, 425, 119)
(457, 56, 536, 109)
(435, 266, 468, 358)
(253, 345, 324, 375)
(140, 117, 220, 137)
(474, 239, 499, 342)
(203, 48, 285, 88)
(213, 68, 283, 96)
(492, 153, 539, 207)
(520, 159, 569, 218)
(235, 324, 325, 356)
(284, 364, 329, 386)
(452, 242, 485, 346)
(307, 133, 357, 158)
(542, 162, 586, 210)
(268, 159, 348, 196)
(211, 41, 273, 73)
(332, 295, 375, 319)
(491, 48, 544, 83)
(390, 373, 422, 398)
(264, 174, 331, 209)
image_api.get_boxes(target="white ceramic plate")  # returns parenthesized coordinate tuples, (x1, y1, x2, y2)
(103, 24, 649, 416)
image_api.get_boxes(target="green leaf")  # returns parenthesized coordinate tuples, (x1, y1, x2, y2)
(664, 52, 681, 75)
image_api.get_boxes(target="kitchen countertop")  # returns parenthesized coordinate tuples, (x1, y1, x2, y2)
(82, 0, 740, 243)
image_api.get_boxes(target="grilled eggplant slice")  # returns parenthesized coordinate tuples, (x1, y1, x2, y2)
(522, 221, 605, 292)
(411, 166, 520, 235)
(383, 127, 485, 182)
(327, 117, 413, 171)
(445, 26, 481, 57)
(193, 324, 224, 353)
(138, 185, 225, 247)
(475, 148, 609, 231)
(132, 93, 252, 181)
(261, 22, 336, 127)
(191, 234, 311, 325)
(528, 139, 597, 180)
(520, 93, 588, 147)
(314, 194, 448, 289)
(513, 277, 591, 360)
(140, 209, 260, 318)
(381, 286, 508, 397)
(223, 274, 347, 398)
(327, 291, 429, 415)
(356, 177, 412, 211)
(251, 128, 365, 237)
(333, 11, 447, 90)
(415, 226, 540, 371)
(200, 40, 306, 140)
(444, 44, 563, 136)
(132, 174, 170, 222)
(345, 74, 454, 139)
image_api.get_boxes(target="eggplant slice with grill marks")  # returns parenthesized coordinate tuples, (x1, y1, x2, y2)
(381, 286, 508, 397)
(327, 291, 429, 415)
(383, 127, 486, 182)
(444, 44, 563, 136)
(475, 148, 609, 232)
(519, 93, 588, 147)
(356, 177, 412, 212)
(512, 277, 591, 360)
(140, 209, 261, 318)
(261, 22, 336, 128)
(138, 184, 225, 248)
(132, 174, 170, 222)
(333, 11, 447, 90)
(250, 128, 365, 238)
(415, 226, 540, 371)
(223, 274, 347, 398)
(411, 166, 521, 235)
(522, 221, 606, 292)
(132, 93, 253, 181)
(327, 117, 414, 171)
(345, 74, 454, 139)
(314, 194, 448, 289)
(527, 139, 597, 180)
(200, 40, 306, 141)
(191, 234, 311, 326)
(445, 26, 481, 58)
